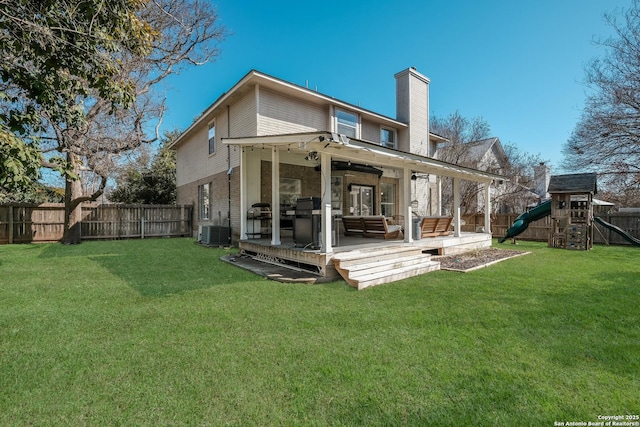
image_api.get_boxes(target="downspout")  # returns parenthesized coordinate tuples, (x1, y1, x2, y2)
(227, 105, 232, 244)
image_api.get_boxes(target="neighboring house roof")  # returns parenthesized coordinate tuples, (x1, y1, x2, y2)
(467, 138, 507, 165)
(170, 69, 445, 150)
(548, 173, 598, 194)
(435, 137, 508, 170)
(593, 198, 614, 206)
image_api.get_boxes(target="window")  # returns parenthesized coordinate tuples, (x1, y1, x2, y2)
(199, 183, 210, 220)
(279, 178, 301, 206)
(336, 109, 357, 138)
(381, 128, 396, 149)
(208, 122, 216, 154)
(380, 182, 396, 217)
(349, 184, 373, 216)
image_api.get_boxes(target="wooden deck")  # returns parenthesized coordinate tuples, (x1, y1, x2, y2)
(239, 232, 492, 283)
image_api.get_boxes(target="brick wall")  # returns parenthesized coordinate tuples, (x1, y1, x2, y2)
(176, 169, 241, 242)
(260, 160, 399, 216)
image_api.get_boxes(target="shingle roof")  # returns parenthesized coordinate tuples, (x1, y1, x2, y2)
(435, 137, 507, 168)
(548, 173, 597, 194)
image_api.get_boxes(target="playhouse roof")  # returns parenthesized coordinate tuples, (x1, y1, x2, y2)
(548, 173, 597, 194)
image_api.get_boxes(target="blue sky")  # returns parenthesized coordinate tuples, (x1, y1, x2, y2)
(159, 0, 631, 171)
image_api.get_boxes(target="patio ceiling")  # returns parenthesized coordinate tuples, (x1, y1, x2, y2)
(223, 132, 507, 184)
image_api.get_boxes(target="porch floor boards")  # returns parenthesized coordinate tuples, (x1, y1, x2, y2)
(241, 231, 491, 255)
(237, 232, 492, 287)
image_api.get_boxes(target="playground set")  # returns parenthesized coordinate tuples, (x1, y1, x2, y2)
(500, 173, 640, 249)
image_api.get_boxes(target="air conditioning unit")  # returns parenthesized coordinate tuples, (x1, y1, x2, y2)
(200, 226, 230, 246)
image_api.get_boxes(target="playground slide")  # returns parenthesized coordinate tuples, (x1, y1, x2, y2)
(498, 199, 552, 243)
(593, 216, 640, 246)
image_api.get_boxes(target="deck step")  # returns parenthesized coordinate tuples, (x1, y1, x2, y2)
(332, 246, 440, 290)
(332, 246, 424, 267)
(354, 262, 441, 290)
(346, 253, 428, 276)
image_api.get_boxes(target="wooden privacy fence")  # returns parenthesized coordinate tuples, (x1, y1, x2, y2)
(0, 203, 193, 244)
(463, 212, 640, 246)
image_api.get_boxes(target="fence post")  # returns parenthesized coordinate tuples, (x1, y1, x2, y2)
(141, 206, 145, 239)
(180, 205, 186, 234)
(8, 204, 13, 244)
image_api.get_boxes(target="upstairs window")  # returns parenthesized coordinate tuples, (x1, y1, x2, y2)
(381, 128, 396, 149)
(208, 122, 216, 154)
(336, 109, 357, 138)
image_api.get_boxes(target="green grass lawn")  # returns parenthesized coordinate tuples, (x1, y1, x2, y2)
(1, 238, 638, 426)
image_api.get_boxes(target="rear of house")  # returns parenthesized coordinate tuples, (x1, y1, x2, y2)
(171, 68, 450, 243)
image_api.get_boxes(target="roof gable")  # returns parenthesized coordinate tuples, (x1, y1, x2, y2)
(435, 137, 507, 169)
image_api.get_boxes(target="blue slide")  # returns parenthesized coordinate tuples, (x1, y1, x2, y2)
(499, 200, 552, 243)
(594, 216, 640, 246)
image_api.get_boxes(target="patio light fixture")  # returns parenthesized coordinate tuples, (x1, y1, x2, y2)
(305, 151, 319, 162)
(318, 133, 350, 145)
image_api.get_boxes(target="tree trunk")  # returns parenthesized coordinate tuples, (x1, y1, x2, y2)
(62, 155, 83, 244)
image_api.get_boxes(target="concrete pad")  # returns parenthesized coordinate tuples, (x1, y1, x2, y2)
(221, 254, 338, 284)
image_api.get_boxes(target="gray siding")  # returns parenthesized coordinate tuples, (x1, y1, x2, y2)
(361, 119, 381, 144)
(258, 87, 328, 135)
(230, 89, 258, 138)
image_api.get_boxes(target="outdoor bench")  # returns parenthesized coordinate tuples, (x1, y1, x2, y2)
(342, 216, 402, 239)
(420, 216, 453, 238)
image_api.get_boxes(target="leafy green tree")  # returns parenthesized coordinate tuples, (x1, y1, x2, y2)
(109, 131, 178, 204)
(0, 0, 152, 184)
(0, 0, 224, 243)
(0, 129, 41, 194)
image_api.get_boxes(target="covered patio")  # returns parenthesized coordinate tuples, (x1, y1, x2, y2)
(223, 131, 505, 287)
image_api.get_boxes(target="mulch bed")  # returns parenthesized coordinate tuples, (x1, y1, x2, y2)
(434, 248, 529, 272)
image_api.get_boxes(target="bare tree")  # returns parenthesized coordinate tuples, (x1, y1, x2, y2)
(494, 144, 547, 214)
(562, 1, 640, 203)
(433, 111, 547, 215)
(597, 174, 640, 207)
(431, 110, 491, 164)
(432, 112, 491, 215)
(40, 0, 225, 243)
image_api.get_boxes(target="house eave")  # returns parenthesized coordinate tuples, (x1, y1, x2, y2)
(223, 132, 507, 183)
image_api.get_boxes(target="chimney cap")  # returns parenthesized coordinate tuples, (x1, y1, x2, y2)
(394, 67, 430, 84)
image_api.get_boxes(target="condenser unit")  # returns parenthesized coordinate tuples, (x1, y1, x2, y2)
(200, 226, 231, 246)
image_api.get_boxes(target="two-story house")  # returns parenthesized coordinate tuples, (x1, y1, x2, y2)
(170, 68, 505, 287)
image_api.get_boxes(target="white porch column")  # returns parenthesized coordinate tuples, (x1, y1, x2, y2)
(437, 176, 443, 216)
(403, 168, 413, 242)
(484, 181, 492, 235)
(240, 147, 247, 240)
(271, 148, 281, 245)
(453, 177, 461, 238)
(320, 152, 332, 253)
